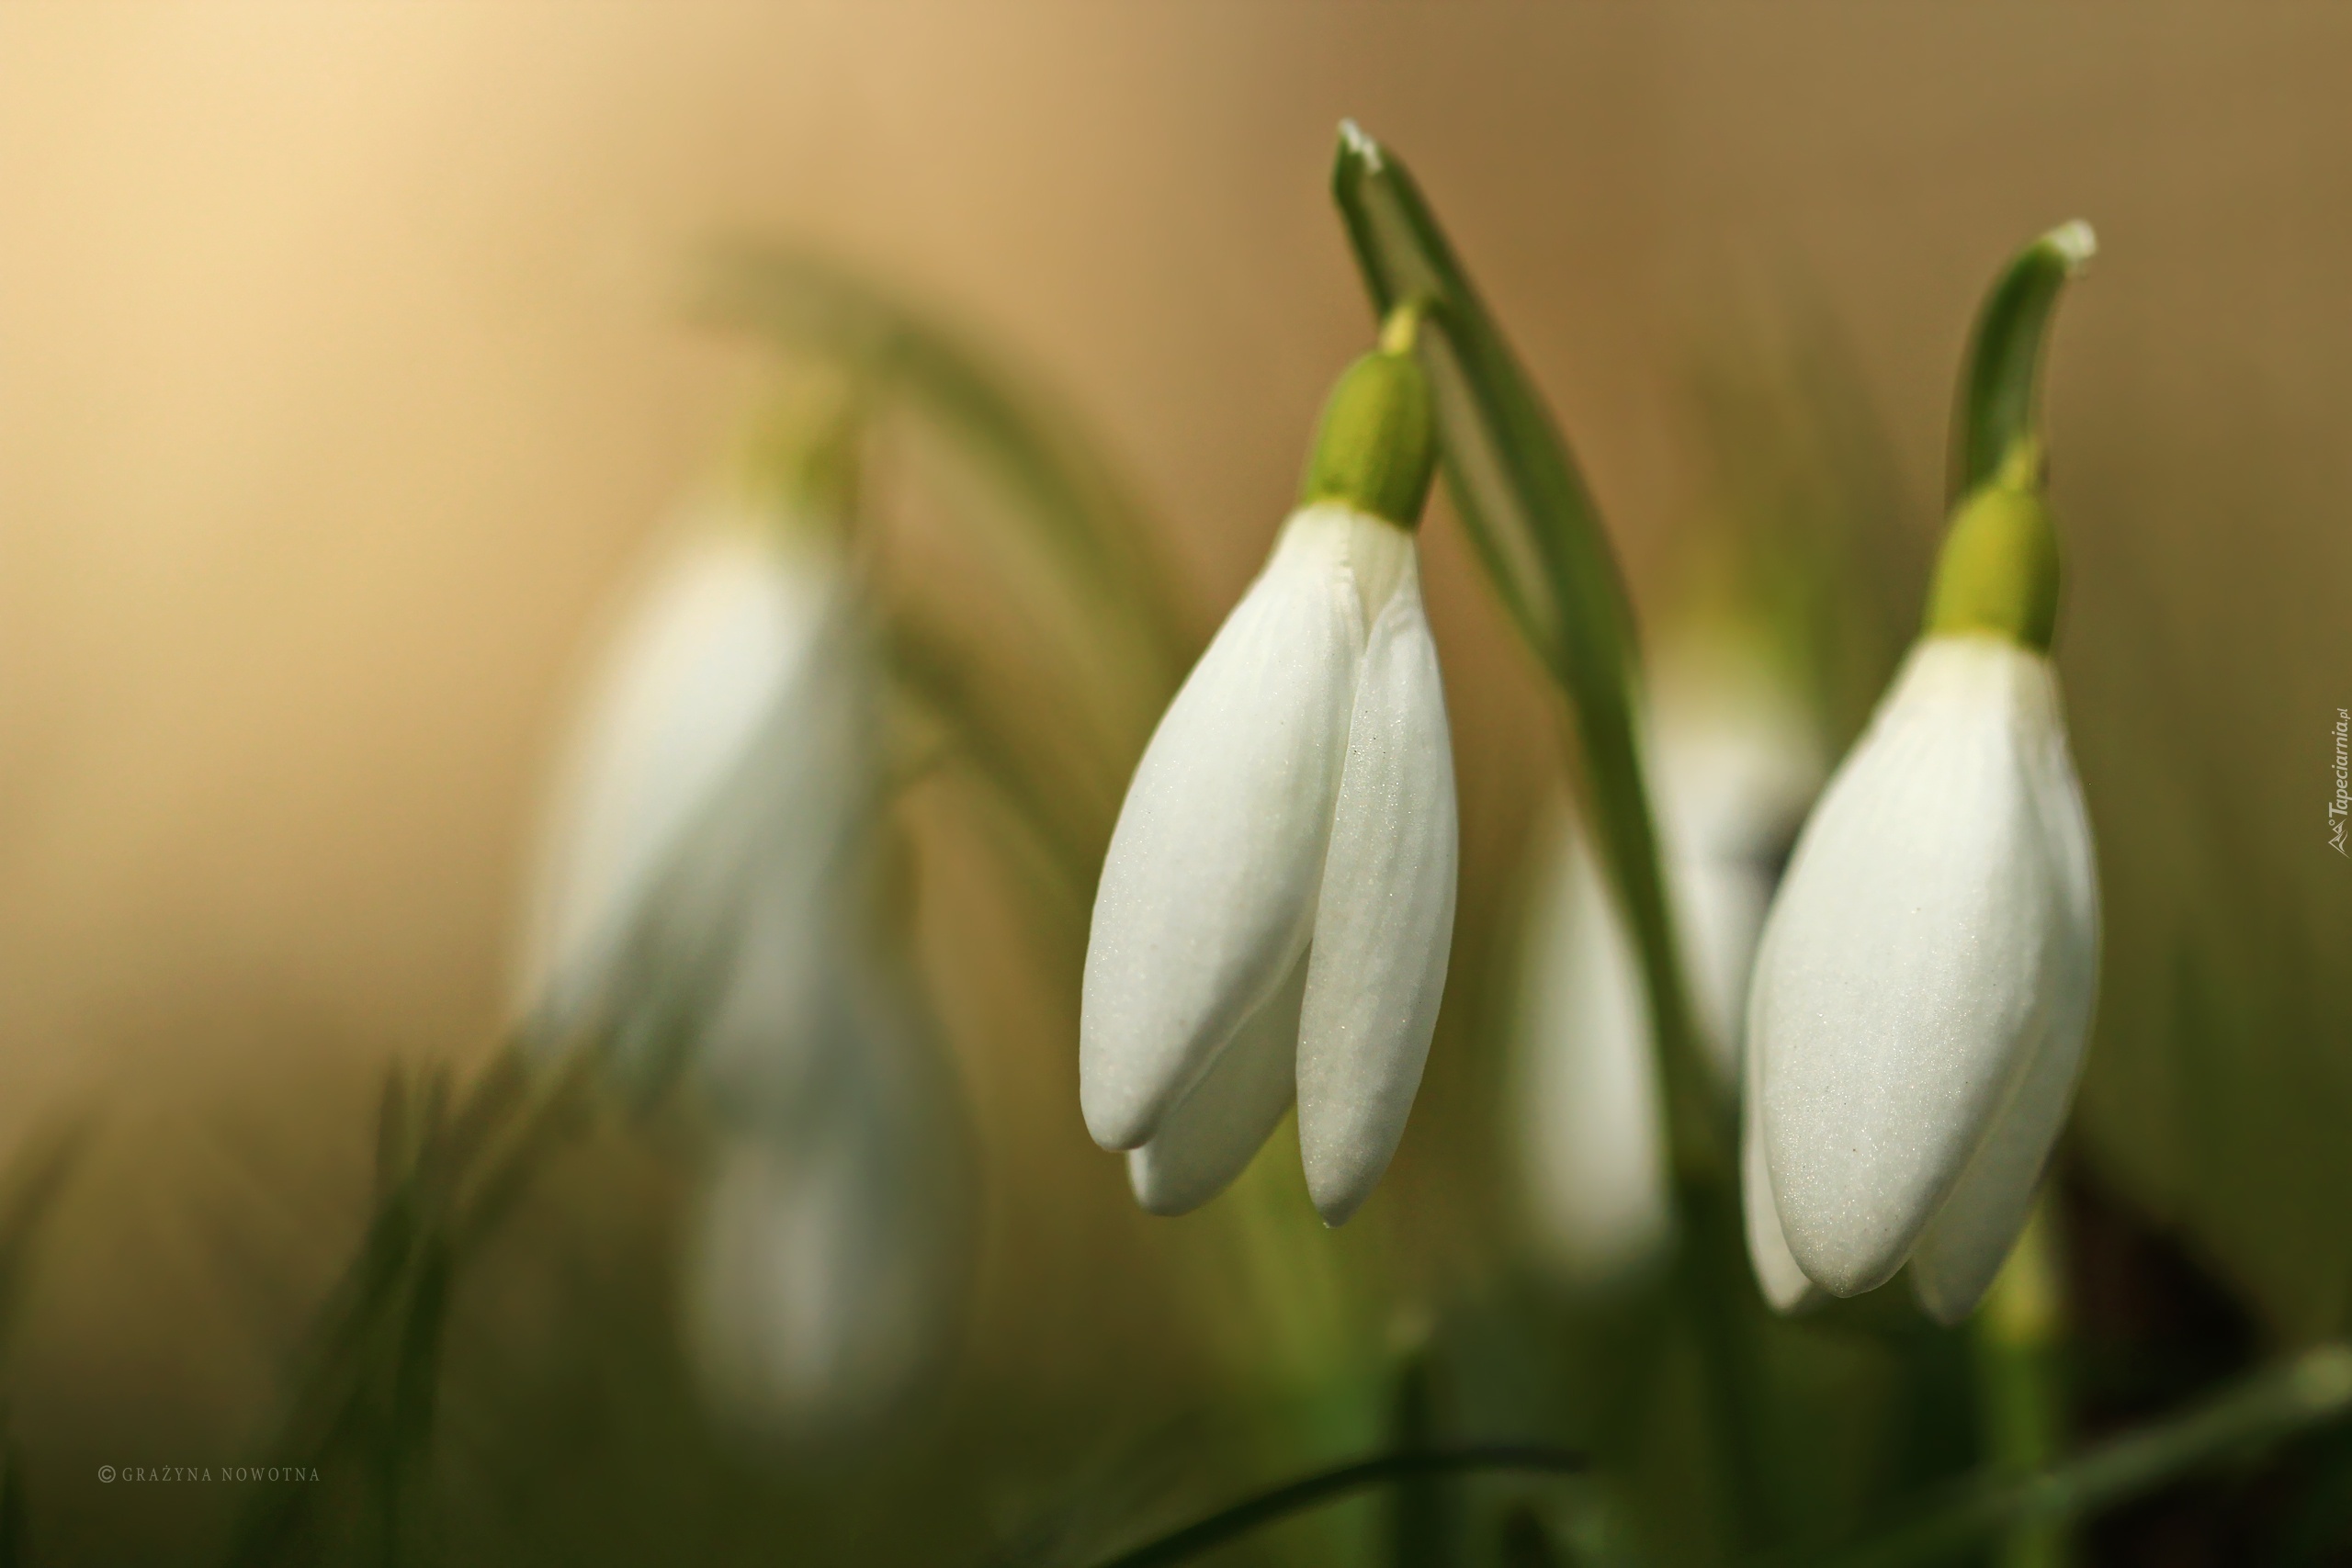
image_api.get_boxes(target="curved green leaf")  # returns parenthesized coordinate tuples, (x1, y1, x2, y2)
(1949, 222, 2095, 503)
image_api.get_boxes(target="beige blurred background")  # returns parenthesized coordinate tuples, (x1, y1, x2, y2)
(3, 1, 2350, 1546)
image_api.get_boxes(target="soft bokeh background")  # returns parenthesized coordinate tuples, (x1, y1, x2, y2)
(3, 5, 2349, 1562)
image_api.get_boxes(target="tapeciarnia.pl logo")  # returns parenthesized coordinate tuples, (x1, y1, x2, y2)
(2331, 707, 2349, 857)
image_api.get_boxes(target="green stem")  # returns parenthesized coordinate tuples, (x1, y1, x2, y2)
(1970, 1195, 2071, 1568)
(1773, 1344, 2352, 1568)
(1085, 1445, 1589, 1568)
(1385, 1351, 1453, 1568)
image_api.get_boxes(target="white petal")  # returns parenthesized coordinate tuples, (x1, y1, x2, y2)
(1909, 689, 2099, 1325)
(1743, 976, 1826, 1314)
(1296, 550, 1458, 1225)
(1126, 951, 1307, 1216)
(1080, 507, 1374, 1149)
(1511, 809, 1673, 1286)
(523, 520, 839, 1032)
(1756, 637, 2085, 1297)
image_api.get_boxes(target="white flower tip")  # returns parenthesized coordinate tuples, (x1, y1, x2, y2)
(1125, 1147, 1213, 1217)
(1339, 118, 1383, 171)
(1786, 1228, 1913, 1303)
(1079, 1074, 1156, 1154)
(1306, 1162, 1377, 1228)
(2045, 220, 2097, 273)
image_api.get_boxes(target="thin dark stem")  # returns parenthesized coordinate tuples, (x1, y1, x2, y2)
(1085, 1445, 1588, 1568)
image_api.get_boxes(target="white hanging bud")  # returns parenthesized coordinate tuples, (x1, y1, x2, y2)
(527, 385, 975, 1435)
(1747, 220, 2103, 1325)
(519, 390, 866, 1095)
(1747, 442, 2100, 1325)
(1082, 309, 1459, 1225)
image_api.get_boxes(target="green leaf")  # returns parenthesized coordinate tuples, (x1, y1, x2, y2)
(1948, 222, 2095, 505)
(1329, 122, 1717, 1180)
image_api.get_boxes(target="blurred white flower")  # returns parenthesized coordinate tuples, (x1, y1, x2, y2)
(519, 496, 865, 1094)
(1511, 816, 1670, 1285)
(1082, 496, 1457, 1226)
(1747, 633, 2098, 1324)
(684, 969, 970, 1443)
(521, 404, 971, 1437)
(1513, 653, 1823, 1288)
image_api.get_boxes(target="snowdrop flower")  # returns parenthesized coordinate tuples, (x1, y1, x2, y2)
(1747, 434, 2100, 1325)
(684, 964, 971, 1442)
(1082, 310, 1457, 1225)
(520, 401, 867, 1096)
(1514, 655, 1823, 1288)
(526, 390, 974, 1433)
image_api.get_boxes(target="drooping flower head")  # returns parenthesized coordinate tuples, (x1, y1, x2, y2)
(1082, 306, 1458, 1225)
(1745, 223, 2102, 1324)
(521, 381, 971, 1432)
(520, 385, 868, 1096)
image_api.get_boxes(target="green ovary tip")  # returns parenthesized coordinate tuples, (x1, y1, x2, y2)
(1925, 443, 2062, 651)
(1301, 300, 1438, 530)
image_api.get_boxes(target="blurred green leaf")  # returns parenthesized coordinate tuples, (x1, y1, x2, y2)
(228, 1048, 594, 1567)
(704, 243, 1191, 950)
(700, 244, 1182, 693)
(0, 1118, 90, 1356)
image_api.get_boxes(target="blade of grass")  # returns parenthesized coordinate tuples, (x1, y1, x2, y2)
(225, 1044, 592, 1567)
(1081, 1444, 1589, 1568)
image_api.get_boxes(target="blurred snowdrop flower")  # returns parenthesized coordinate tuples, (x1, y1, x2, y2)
(1514, 652, 1823, 1288)
(521, 383, 971, 1431)
(1511, 816, 1669, 1286)
(520, 393, 866, 1096)
(1083, 312, 1456, 1225)
(684, 966, 971, 1443)
(1748, 442, 2100, 1325)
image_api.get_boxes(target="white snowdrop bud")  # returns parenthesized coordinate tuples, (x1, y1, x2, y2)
(1746, 220, 2100, 1325)
(519, 400, 869, 1095)
(1082, 312, 1458, 1225)
(1748, 631, 2097, 1323)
